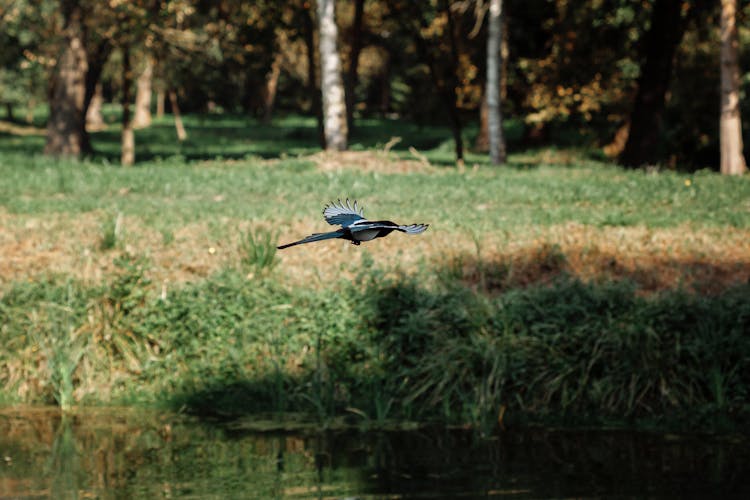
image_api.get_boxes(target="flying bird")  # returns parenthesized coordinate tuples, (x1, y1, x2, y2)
(277, 199, 429, 250)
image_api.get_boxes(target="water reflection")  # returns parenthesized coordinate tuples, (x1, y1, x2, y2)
(1, 407, 748, 498)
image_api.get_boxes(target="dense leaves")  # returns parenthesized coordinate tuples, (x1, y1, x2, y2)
(1, 0, 748, 167)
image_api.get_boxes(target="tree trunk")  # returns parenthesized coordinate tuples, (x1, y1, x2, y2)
(476, 94, 489, 152)
(121, 46, 135, 166)
(380, 57, 391, 116)
(156, 89, 165, 118)
(445, 0, 464, 164)
(44, 0, 88, 157)
(317, 0, 348, 151)
(133, 57, 153, 129)
(303, 2, 325, 147)
(619, 0, 687, 168)
(476, 13, 507, 154)
(720, 0, 747, 175)
(26, 97, 35, 124)
(487, 0, 506, 165)
(262, 53, 282, 123)
(81, 38, 111, 152)
(168, 90, 187, 141)
(345, 0, 365, 132)
(85, 82, 105, 131)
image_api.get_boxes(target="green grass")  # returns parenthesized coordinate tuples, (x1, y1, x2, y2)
(1, 140, 748, 233)
(1, 113, 749, 432)
(2, 112, 748, 234)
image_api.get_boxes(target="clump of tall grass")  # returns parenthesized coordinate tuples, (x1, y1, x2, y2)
(238, 227, 278, 276)
(99, 212, 123, 250)
(34, 299, 86, 411)
(356, 273, 750, 430)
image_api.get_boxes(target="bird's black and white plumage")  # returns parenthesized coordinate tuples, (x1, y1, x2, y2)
(277, 199, 429, 250)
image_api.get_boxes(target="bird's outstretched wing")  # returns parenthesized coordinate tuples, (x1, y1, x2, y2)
(323, 199, 365, 227)
(348, 220, 429, 235)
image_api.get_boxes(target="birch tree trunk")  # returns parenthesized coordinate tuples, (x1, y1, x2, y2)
(720, 0, 747, 175)
(44, 0, 88, 157)
(133, 58, 153, 129)
(121, 46, 135, 166)
(317, 0, 348, 151)
(476, 12, 508, 154)
(487, 0, 506, 165)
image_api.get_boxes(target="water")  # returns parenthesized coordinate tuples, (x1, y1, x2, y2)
(1, 407, 748, 499)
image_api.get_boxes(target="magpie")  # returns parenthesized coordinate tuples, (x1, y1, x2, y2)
(277, 199, 429, 250)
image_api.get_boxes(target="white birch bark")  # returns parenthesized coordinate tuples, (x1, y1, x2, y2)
(487, 0, 506, 165)
(317, 0, 348, 151)
(720, 0, 746, 175)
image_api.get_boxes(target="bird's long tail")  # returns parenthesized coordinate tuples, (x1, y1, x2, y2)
(277, 230, 343, 250)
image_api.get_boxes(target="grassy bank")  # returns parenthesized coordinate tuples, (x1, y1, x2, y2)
(1, 114, 749, 431)
(1, 258, 749, 432)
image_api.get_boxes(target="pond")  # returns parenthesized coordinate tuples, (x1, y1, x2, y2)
(1, 407, 747, 499)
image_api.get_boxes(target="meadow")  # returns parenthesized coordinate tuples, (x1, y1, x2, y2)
(1, 113, 749, 432)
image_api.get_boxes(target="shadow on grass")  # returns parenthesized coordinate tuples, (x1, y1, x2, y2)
(2, 114, 538, 166)
(441, 243, 750, 296)
(167, 250, 750, 432)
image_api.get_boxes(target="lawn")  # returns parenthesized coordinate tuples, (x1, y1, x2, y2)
(1, 113, 749, 431)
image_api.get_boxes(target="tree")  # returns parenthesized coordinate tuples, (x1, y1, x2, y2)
(85, 82, 104, 130)
(121, 45, 134, 165)
(719, 0, 746, 175)
(317, 0, 348, 150)
(133, 58, 153, 129)
(262, 51, 282, 123)
(168, 89, 187, 141)
(486, 0, 506, 165)
(44, 0, 88, 157)
(619, 0, 689, 167)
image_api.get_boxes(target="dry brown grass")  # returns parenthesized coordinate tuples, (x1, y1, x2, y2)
(446, 224, 750, 295)
(2, 206, 748, 294)
(309, 150, 437, 174)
